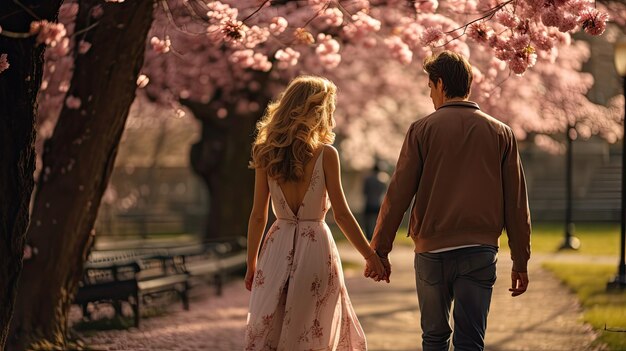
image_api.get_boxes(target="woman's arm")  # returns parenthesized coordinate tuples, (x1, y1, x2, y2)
(323, 145, 384, 271)
(245, 168, 271, 290)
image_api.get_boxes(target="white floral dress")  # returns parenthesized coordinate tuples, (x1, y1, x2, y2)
(245, 148, 367, 351)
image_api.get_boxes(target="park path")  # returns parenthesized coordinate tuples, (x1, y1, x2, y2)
(79, 244, 606, 351)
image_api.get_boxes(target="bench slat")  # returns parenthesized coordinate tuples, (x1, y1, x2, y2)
(138, 274, 188, 293)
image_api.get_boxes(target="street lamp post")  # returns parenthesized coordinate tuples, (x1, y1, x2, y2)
(608, 38, 626, 290)
(560, 123, 580, 250)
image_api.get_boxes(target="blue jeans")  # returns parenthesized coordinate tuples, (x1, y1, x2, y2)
(414, 245, 498, 351)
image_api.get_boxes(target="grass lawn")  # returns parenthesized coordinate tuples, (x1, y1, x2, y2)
(333, 222, 620, 256)
(523, 222, 620, 256)
(543, 262, 626, 350)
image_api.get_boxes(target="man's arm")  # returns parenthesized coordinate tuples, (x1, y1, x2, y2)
(370, 123, 423, 258)
(502, 128, 531, 276)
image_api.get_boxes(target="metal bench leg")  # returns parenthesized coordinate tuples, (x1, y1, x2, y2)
(113, 300, 123, 317)
(181, 283, 190, 311)
(133, 293, 140, 328)
(215, 274, 223, 296)
(82, 303, 91, 321)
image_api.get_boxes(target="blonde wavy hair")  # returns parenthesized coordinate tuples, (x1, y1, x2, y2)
(250, 75, 337, 183)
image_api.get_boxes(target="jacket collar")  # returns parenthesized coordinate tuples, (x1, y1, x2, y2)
(437, 100, 480, 110)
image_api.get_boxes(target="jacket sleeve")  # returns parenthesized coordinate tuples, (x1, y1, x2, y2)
(371, 123, 422, 257)
(502, 128, 532, 272)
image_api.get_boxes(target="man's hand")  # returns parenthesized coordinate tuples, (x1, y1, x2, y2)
(509, 270, 529, 297)
(364, 254, 391, 283)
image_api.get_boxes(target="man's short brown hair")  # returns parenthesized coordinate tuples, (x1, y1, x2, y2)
(423, 51, 473, 99)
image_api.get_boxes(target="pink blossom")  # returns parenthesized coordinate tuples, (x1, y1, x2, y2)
(415, 0, 439, 13)
(78, 40, 92, 54)
(230, 50, 272, 71)
(385, 36, 412, 65)
(242, 25, 269, 49)
(363, 37, 377, 48)
(495, 11, 519, 28)
(558, 14, 578, 32)
(251, 53, 272, 72)
(48, 37, 70, 56)
(524, 0, 545, 12)
(91, 5, 104, 19)
(553, 0, 569, 7)
(421, 27, 444, 46)
(316, 34, 341, 69)
(531, 31, 554, 51)
(467, 22, 491, 43)
(206, 1, 238, 24)
(59, 81, 70, 93)
(150, 36, 171, 54)
(23, 244, 33, 260)
(269, 17, 288, 35)
(446, 40, 470, 59)
(323, 8, 343, 27)
(400, 23, 423, 47)
(65, 95, 81, 109)
(541, 7, 563, 28)
(473, 67, 484, 84)
(508, 34, 530, 51)
(494, 38, 515, 61)
(230, 49, 255, 67)
(0, 54, 9, 74)
(343, 11, 381, 41)
(60, 3, 78, 17)
(275, 48, 300, 69)
(580, 9, 609, 36)
(550, 31, 571, 46)
(136, 74, 150, 88)
(508, 57, 527, 75)
(30, 20, 67, 47)
(534, 135, 565, 154)
(508, 47, 537, 75)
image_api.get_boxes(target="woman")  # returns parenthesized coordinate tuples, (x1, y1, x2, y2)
(244, 75, 386, 351)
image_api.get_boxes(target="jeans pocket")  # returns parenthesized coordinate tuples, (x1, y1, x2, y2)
(463, 251, 497, 285)
(416, 254, 443, 285)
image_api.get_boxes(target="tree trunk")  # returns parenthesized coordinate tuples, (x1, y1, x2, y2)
(0, 1, 63, 349)
(184, 80, 273, 241)
(8, 0, 154, 349)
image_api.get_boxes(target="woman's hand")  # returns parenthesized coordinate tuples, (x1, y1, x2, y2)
(245, 265, 255, 291)
(364, 252, 387, 282)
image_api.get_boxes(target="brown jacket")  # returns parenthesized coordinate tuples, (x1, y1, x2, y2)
(371, 101, 531, 272)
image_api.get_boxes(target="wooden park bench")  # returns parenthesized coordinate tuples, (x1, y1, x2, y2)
(74, 238, 246, 327)
(75, 249, 190, 328)
(183, 240, 247, 295)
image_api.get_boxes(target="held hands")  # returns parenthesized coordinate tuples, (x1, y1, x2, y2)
(364, 252, 391, 283)
(509, 270, 529, 297)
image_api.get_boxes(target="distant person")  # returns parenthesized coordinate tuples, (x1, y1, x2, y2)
(362, 163, 388, 240)
(244, 75, 385, 350)
(365, 51, 532, 351)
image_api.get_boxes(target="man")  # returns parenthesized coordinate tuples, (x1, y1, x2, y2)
(365, 51, 531, 351)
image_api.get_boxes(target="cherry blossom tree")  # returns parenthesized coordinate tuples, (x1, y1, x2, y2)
(0, 1, 63, 348)
(135, 0, 617, 241)
(7, 1, 155, 349)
